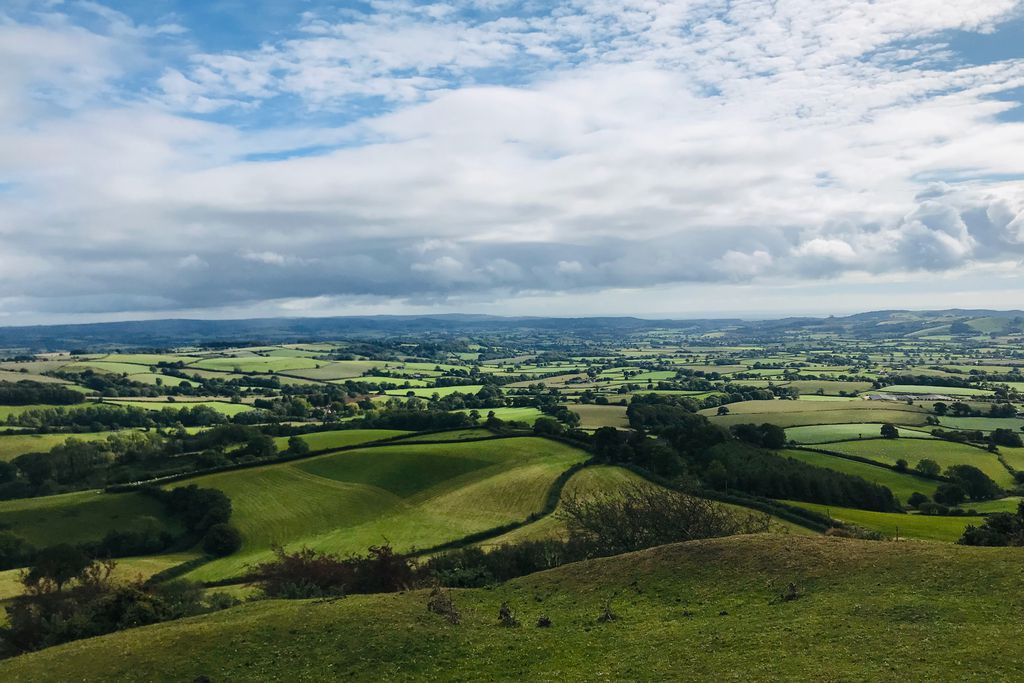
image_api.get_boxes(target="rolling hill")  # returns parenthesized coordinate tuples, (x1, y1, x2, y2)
(4, 534, 1024, 681)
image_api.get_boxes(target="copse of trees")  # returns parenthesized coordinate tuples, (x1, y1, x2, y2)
(705, 443, 901, 512)
(5, 403, 232, 431)
(730, 423, 786, 449)
(0, 381, 84, 406)
(620, 394, 900, 511)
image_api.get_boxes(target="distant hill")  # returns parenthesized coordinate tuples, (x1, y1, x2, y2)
(4, 534, 1023, 681)
(0, 309, 1021, 350)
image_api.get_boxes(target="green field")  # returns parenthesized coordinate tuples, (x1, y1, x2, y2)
(780, 449, 939, 501)
(8, 535, 1024, 681)
(707, 403, 929, 429)
(821, 439, 1015, 488)
(394, 429, 495, 442)
(875, 384, 994, 397)
(0, 490, 182, 547)
(172, 437, 589, 581)
(0, 430, 123, 462)
(458, 407, 545, 424)
(567, 404, 630, 429)
(385, 385, 485, 398)
(189, 356, 322, 374)
(784, 423, 935, 444)
(101, 399, 256, 416)
(937, 416, 1024, 432)
(0, 552, 199, 601)
(270, 429, 409, 452)
(785, 502, 973, 541)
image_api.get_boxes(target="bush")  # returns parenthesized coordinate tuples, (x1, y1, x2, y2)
(202, 524, 242, 557)
(559, 484, 771, 556)
(959, 502, 1024, 546)
(907, 492, 929, 509)
(0, 560, 229, 657)
(249, 544, 417, 599)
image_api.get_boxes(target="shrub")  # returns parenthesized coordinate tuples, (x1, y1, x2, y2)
(907, 492, 929, 509)
(959, 502, 1024, 546)
(249, 544, 417, 599)
(559, 484, 771, 556)
(426, 585, 460, 625)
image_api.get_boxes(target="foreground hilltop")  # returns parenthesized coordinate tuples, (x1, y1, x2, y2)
(4, 534, 1023, 681)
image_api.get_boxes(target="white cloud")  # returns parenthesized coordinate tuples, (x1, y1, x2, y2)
(1, 1, 1024, 321)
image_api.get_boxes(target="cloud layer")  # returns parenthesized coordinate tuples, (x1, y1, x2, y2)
(1, 1, 1024, 322)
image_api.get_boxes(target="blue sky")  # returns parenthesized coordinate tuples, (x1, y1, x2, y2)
(1, 1, 1024, 324)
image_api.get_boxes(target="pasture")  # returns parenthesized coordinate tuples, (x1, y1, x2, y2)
(0, 490, 181, 547)
(172, 437, 589, 581)
(780, 449, 939, 501)
(822, 439, 1015, 488)
(785, 501, 973, 542)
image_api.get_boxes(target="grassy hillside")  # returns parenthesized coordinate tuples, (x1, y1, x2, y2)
(785, 501, 973, 541)
(822, 439, 1015, 488)
(269, 428, 409, 451)
(0, 553, 200, 601)
(6, 535, 1024, 681)
(174, 437, 589, 581)
(704, 400, 929, 428)
(780, 449, 939, 501)
(0, 430, 123, 462)
(483, 465, 817, 548)
(0, 490, 182, 547)
(784, 423, 935, 444)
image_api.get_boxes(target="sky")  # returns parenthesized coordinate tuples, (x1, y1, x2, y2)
(1, 0, 1024, 325)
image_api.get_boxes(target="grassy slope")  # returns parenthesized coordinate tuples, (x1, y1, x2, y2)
(822, 439, 1015, 488)
(392, 428, 494, 442)
(0, 553, 200, 601)
(785, 423, 935, 443)
(0, 490, 182, 547)
(6, 535, 1024, 681)
(269, 428, 409, 451)
(785, 501, 972, 541)
(704, 400, 929, 428)
(567, 404, 630, 429)
(780, 449, 939, 501)
(0, 430, 122, 462)
(483, 465, 815, 547)
(175, 438, 588, 581)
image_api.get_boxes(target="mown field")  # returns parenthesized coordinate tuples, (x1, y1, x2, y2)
(6, 535, 1024, 681)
